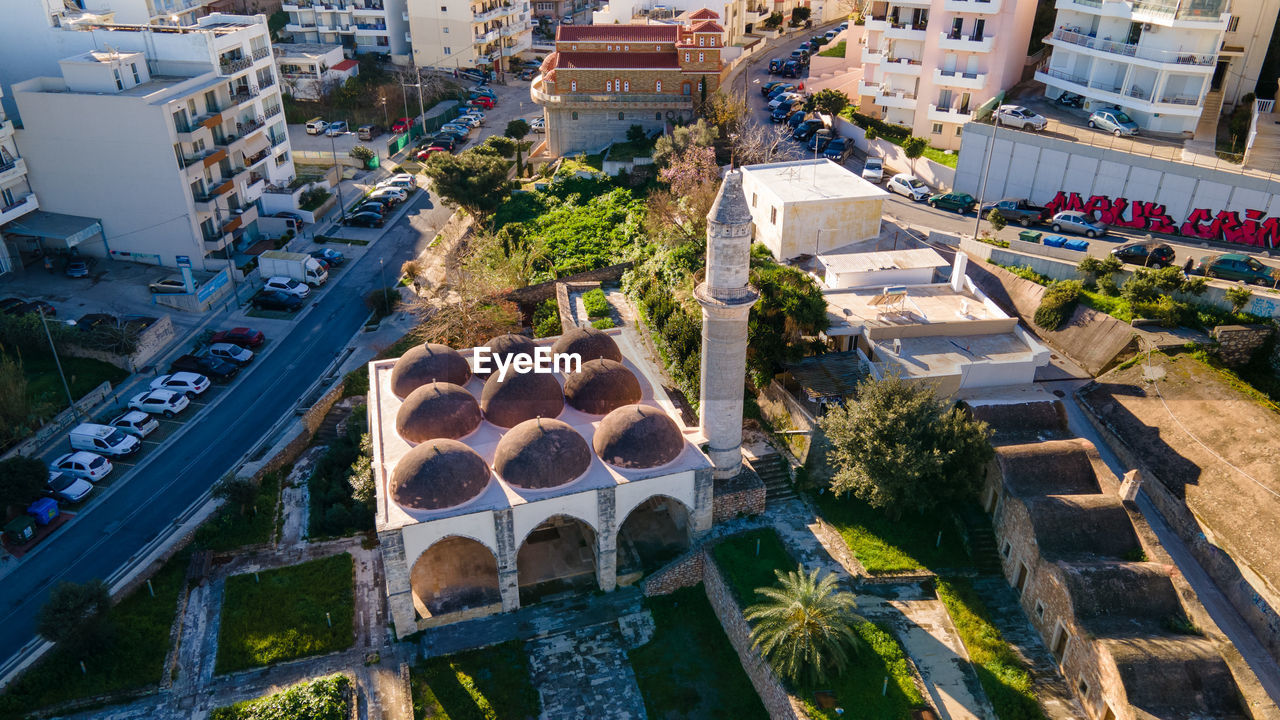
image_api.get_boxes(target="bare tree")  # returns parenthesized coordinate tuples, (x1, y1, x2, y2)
(407, 236, 522, 348)
(733, 121, 801, 166)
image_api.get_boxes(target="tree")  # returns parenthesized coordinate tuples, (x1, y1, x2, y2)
(902, 135, 927, 160)
(0, 351, 44, 450)
(748, 251, 829, 387)
(731, 121, 798, 166)
(790, 6, 811, 24)
(473, 135, 517, 158)
(1034, 279, 1082, 330)
(626, 124, 647, 144)
(703, 92, 748, 138)
(212, 477, 259, 517)
(863, 124, 879, 141)
(986, 208, 1007, 233)
(37, 579, 112, 652)
(1077, 254, 1122, 287)
(347, 433, 375, 509)
(422, 151, 512, 220)
(817, 375, 992, 514)
(1226, 284, 1254, 314)
(745, 565, 863, 685)
(648, 144, 720, 243)
(349, 145, 375, 162)
(504, 119, 532, 176)
(805, 89, 850, 118)
(0, 456, 48, 512)
(653, 119, 718, 166)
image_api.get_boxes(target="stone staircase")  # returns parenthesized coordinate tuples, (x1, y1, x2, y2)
(749, 453, 796, 503)
(1192, 89, 1224, 143)
(956, 505, 1001, 572)
(313, 405, 353, 445)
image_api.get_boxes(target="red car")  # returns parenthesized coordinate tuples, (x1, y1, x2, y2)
(415, 146, 448, 161)
(469, 97, 494, 109)
(391, 117, 412, 133)
(210, 327, 265, 348)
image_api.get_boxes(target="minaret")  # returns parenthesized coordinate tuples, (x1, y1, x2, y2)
(696, 170, 759, 480)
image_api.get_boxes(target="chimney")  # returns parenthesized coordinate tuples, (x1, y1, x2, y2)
(696, 170, 759, 480)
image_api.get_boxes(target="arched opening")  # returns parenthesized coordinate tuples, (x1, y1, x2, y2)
(516, 515, 597, 604)
(616, 494, 691, 584)
(410, 536, 501, 620)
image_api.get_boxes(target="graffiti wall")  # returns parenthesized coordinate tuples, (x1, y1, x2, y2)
(955, 123, 1280, 250)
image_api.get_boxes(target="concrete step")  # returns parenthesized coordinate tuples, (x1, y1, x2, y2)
(749, 454, 797, 502)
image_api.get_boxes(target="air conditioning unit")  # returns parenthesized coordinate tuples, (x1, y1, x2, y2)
(1143, 23, 1156, 31)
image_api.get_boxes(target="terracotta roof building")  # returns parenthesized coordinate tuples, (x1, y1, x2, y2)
(531, 13, 724, 155)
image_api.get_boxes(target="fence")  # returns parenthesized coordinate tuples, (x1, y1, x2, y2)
(1, 382, 113, 461)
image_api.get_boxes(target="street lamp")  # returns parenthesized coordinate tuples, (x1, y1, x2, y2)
(38, 306, 79, 419)
(329, 132, 347, 223)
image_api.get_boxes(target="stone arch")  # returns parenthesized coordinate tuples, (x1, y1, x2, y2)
(516, 513, 599, 605)
(410, 535, 502, 620)
(615, 494, 692, 582)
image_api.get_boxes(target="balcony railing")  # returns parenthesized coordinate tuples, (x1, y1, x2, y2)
(260, 75, 277, 90)
(237, 115, 266, 134)
(0, 192, 37, 217)
(220, 56, 253, 75)
(0, 158, 19, 175)
(264, 104, 283, 120)
(355, 22, 387, 29)
(246, 148, 271, 165)
(252, 46, 271, 61)
(269, 131, 288, 147)
(229, 86, 260, 105)
(1132, 0, 1229, 21)
(1049, 28, 1215, 66)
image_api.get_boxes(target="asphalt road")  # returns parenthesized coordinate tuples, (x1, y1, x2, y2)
(0, 189, 449, 664)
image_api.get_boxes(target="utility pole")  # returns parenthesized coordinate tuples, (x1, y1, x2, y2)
(329, 132, 347, 220)
(973, 120, 997, 239)
(38, 306, 78, 418)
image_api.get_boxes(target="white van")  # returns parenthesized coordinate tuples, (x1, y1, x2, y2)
(305, 117, 329, 135)
(69, 422, 141, 456)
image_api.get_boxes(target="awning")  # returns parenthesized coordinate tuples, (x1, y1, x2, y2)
(2, 210, 102, 247)
(242, 132, 270, 161)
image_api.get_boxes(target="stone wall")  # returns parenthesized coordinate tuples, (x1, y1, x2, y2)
(1, 381, 113, 461)
(506, 262, 633, 305)
(712, 471, 766, 523)
(1211, 324, 1272, 368)
(61, 314, 177, 372)
(639, 547, 705, 596)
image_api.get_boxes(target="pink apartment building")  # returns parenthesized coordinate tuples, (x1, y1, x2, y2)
(853, 0, 1037, 150)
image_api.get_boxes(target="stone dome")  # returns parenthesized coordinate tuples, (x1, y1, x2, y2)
(390, 343, 472, 399)
(593, 404, 685, 469)
(480, 370, 566, 428)
(493, 418, 592, 489)
(390, 439, 490, 510)
(551, 326, 622, 363)
(395, 382, 482, 443)
(563, 359, 642, 415)
(477, 333, 537, 378)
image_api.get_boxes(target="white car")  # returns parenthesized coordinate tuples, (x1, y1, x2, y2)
(461, 111, 486, 124)
(128, 388, 191, 417)
(208, 342, 253, 365)
(768, 92, 801, 110)
(47, 470, 93, 503)
(861, 157, 884, 183)
(530, 117, 545, 132)
(454, 116, 481, 128)
(150, 372, 211, 397)
(52, 451, 113, 482)
(994, 105, 1048, 131)
(369, 187, 408, 204)
(377, 177, 417, 191)
(886, 173, 930, 201)
(111, 410, 159, 438)
(264, 276, 311, 298)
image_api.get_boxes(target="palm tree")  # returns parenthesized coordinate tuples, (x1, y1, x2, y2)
(745, 564, 864, 686)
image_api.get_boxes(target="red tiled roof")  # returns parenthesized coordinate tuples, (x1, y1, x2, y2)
(690, 20, 725, 33)
(547, 51, 681, 69)
(556, 24, 679, 42)
(331, 59, 358, 71)
(685, 8, 719, 19)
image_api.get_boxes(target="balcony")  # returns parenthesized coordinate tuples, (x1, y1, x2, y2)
(864, 17, 890, 33)
(264, 104, 283, 120)
(1047, 28, 1215, 67)
(877, 89, 918, 109)
(861, 47, 884, 64)
(859, 81, 881, 96)
(1035, 61, 1205, 116)
(933, 68, 986, 89)
(884, 21, 928, 41)
(937, 31, 994, 53)
(501, 21, 529, 36)
(530, 78, 694, 109)
(0, 118, 11, 140)
(246, 147, 272, 166)
(269, 130, 289, 148)
(229, 85, 261, 107)
(355, 22, 388, 32)
(474, 5, 506, 21)
(282, 0, 313, 8)
(175, 122, 213, 143)
(881, 57, 923, 76)
(943, 0, 1000, 12)
(243, 174, 267, 202)
(928, 103, 972, 123)
(0, 192, 37, 227)
(475, 28, 500, 43)
(502, 34, 532, 55)
(402, 10, 409, 20)
(252, 46, 271, 62)
(219, 55, 254, 75)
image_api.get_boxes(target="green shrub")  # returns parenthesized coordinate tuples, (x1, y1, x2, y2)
(365, 287, 399, 320)
(349, 145, 374, 161)
(1226, 285, 1254, 314)
(582, 288, 611, 318)
(1034, 280, 1082, 330)
(532, 298, 561, 338)
(902, 136, 927, 159)
(211, 674, 350, 720)
(986, 209, 1006, 232)
(591, 318, 616, 329)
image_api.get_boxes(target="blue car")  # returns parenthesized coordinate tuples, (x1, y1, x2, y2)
(823, 136, 851, 162)
(65, 259, 90, 278)
(309, 248, 346, 266)
(787, 110, 808, 128)
(770, 101, 797, 122)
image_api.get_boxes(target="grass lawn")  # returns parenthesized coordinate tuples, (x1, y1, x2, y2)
(211, 674, 351, 720)
(411, 640, 540, 720)
(799, 620, 924, 720)
(709, 528, 796, 607)
(629, 586, 769, 720)
(0, 550, 190, 718)
(193, 471, 281, 553)
(818, 40, 846, 57)
(216, 553, 355, 674)
(935, 578, 1044, 720)
(813, 492, 971, 574)
(23, 353, 127, 411)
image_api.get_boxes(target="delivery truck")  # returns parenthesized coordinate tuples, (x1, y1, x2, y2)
(258, 250, 328, 287)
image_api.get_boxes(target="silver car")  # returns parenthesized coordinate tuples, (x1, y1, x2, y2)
(995, 105, 1047, 131)
(1050, 211, 1108, 238)
(1087, 108, 1139, 136)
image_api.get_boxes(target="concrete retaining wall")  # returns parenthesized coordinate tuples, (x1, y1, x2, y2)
(831, 117, 956, 190)
(60, 314, 177, 372)
(1, 381, 113, 461)
(506, 262, 633, 305)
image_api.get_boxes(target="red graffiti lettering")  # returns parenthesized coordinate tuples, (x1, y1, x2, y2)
(1105, 197, 1130, 226)
(1146, 203, 1178, 234)
(1083, 195, 1113, 222)
(1210, 210, 1253, 246)
(1180, 207, 1215, 239)
(1258, 218, 1280, 249)
(1044, 191, 1070, 215)
(1041, 193, 1275, 247)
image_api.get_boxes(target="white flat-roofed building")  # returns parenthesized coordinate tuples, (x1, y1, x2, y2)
(274, 43, 360, 99)
(816, 246, 949, 288)
(281, 0, 413, 61)
(740, 159, 890, 261)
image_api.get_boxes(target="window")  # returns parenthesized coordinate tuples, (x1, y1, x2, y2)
(570, 80, 577, 91)
(572, 111, 578, 119)
(956, 126, 963, 136)
(709, 36, 715, 46)
(606, 80, 612, 91)
(275, 150, 290, 165)
(751, 192, 757, 207)
(444, 46, 452, 54)
(443, 26, 449, 32)
(699, 36, 704, 46)
(770, 206, 777, 224)
(624, 45, 629, 51)
(113, 68, 123, 90)
(682, 82, 691, 95)
(684, 51, 690, 62)
(655, 80, 662, 92)
(698, 52, 704, 62)
(441, 5, 447, 10)
(655, 44, 660, 51)
(932, 123, 942, 134)
(1035, 601, 1045, 619)
(623, 80, 629, 92)
(1078, 679, 1090, 697)
(1228, 15, 1240, 31)
(655, 112, 660, 120)
(1000, 541, 1011, 558)
(131, 62, 140, 83)
(618, 112, 624, 120)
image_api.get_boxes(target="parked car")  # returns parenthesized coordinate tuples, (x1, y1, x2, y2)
(305, 117, 329, 135)
(767, 84, 795, 100)
(0, 297, 26, 314)
(783, 110, 806, 128)
(69, 422, 140, 456)
(441, 121, 473, 136)
(770, 101, 797, 122)
(1197, 253, 1278, 285)
(325, 120, 349, 136)
(264, 276, 311, 298)
(782, 59, 803, 78)
(761, 80, 787, 96)
(52, 452, 112, 483)
(1, 298, 55, 317)
(792, 118, 824, 141)
(210, 327, 264, 348)
(823, 136, 852, 163)
(1088, 108, 1139, 136)
(1111, 242, 1175, 268)
(369, 187, 408, 204)
(148, 277, 188, 294)
(561, 13, 573, 23)
(769, 92, 801, 110)
(415, 146, 447, 161)
(391, 117, 412, 133)
(354, 201, 388, 217)
(128, 388, 190, 417)
(928, 191, 977, 213)
(65, 259, 90, 278)
(454, 115, 481, 129)
(377, 176, 416, 191)
(357, 124, 380, 140)
(838, 21, 848, 30)
(861, 157, 884, 182)
(110, 410, 160, 438)
(343, 211, 384, 228)
(980, 198, 1048, 226)
(994, 105, 1048, 131)
(887, 173, 930, 201)
(47, 470, 93, 503)
(530, 117, 545, 132)
(469, 86, 497, 99)
(150, 372, 210, 397)
(310, 248, 346, 266)
(428, 134, 459, 152)
(1049, 211, 1108, 237)
(272, 211, 305, 227)
(469, 96, 495, 109)
(768, 58, 787, 74)
(806, 130, 833, 152)
(208, 342, 254, 365)
(170, 353, 240, 381)
(518, 68, 536, 80)
(825, 29, 838, 39)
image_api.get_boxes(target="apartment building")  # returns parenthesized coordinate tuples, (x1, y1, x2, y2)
(11, 14, 294, 273)
(856, 0, 1037, 150)
(590, 0, 779, 46)
(0, 88, 40, 276)
(1217, 0, 1280, 114)
(532, 18, 723, 155)
(282, 0, 413, 60)
(275, 43, 361, 98)
(405, 0, 534, 71)
(1036, 0, 1230, 135)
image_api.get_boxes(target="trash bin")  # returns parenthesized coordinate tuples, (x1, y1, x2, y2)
(1043, 235, 1068, 248)
(27, 498, 59, 527)
(1063, 238, 1090, 252)
(4, 516, 35, 544)
(1018, 230, 1043, 244)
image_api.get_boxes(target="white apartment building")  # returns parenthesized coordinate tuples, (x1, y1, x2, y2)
(855, 0, 1038, 150)
(1036, 0, 1231, 135)
(275, 43, 361, 99)
(11, 14, 295, 273)
(1217, 0, 1280, 114)
(406, 0, 533, 71)
(282, 0, 414, 61)
(0, 87, 40, 276)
